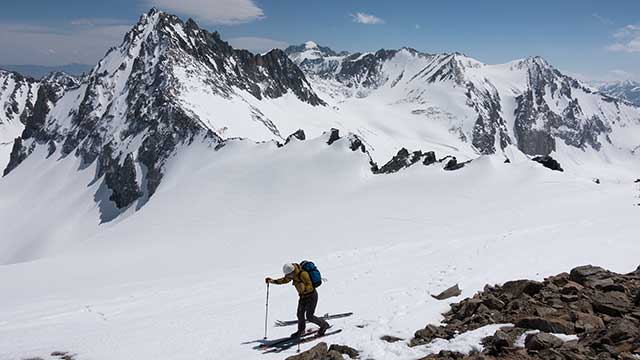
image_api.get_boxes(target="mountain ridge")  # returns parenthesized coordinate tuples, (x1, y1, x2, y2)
(2, 10, 640, 217)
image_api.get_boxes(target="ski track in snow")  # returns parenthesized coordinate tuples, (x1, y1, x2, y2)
(0, 136, 639, 360)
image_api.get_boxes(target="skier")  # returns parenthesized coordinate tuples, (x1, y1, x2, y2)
(266, 263, 330, 337)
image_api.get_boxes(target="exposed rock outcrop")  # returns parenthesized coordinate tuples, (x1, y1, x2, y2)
(285, 342, 359, 360)
(411, 265, 640, 359)
(532, 155, 563, 172)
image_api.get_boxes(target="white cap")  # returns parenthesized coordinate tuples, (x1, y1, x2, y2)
(282, 263, 295, 275)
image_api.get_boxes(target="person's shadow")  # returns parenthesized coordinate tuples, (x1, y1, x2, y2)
(241, 335, 293, 350)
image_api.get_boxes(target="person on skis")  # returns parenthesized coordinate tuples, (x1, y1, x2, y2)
(266, 263, 330, 337)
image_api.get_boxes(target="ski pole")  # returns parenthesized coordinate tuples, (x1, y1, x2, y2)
(264, 282, 270, 339)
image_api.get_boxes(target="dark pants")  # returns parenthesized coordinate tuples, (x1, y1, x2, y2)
(297, 290, 329, 333)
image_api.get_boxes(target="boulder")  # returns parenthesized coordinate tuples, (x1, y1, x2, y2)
(560, 281, 584, 295)
(328, 344, 359, 359)
(284, 342, 342, 360)
(572, 311, 605, 332)
(380, 335, 403, 343)
(605, 318, 639, 343)
(502, 280, 544, 298)
(418, 350, 466, 360)
(569, 265, 608, 285)
(591, 292, 632, 317)
(432, 284, 462, 300)
(532, 155, 564, 172)
(515, 317, 575, 334)
(455, 299, 483, 320)
(524, 332, 564, 351)
(412, 324, 451, 346)
(326, 128, 340, 145)
(443, 157, 465, 171)
(483, 294, 506, 310)
(423, 151, 437, 166)
(482, 329, 515, 354)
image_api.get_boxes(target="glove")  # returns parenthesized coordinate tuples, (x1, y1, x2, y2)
(265, 277, 273, 284)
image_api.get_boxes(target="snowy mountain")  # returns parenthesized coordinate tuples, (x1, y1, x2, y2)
(0, 70, 39, 169)
(3, 9, 330, 208)
(0, 63, 92, 79)
(1, 9, 640, 360)
(285, 43, 640, 157)
(598, 80, 640, 106)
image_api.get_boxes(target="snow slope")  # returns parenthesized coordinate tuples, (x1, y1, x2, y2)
(1, 135, 638, 360)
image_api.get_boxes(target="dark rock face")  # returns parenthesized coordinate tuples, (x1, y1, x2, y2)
(422, 151, 437, 165)
(285, 129, 306, 144)
(443, 156, 465, 171)
(513, 58, 611, 156)
(532, 155, 563, 172)
(411, 264, 640, 359)
(376, 149, 439, 174)
(103, 153, 142, 209)
(326, 128, 340, 145)
(21, 84, 57, 141)
(3, 137, 30, 176)
(378, 148, 418, 173)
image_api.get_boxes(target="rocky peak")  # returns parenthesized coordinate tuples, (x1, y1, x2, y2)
(4, 8, 327, 215)
(285, 42, 348, 60)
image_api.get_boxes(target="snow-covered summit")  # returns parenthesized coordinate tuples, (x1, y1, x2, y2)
(2, 9, 640, 218)
(4, 9, 328, 208)
(285, 43, 640, 156)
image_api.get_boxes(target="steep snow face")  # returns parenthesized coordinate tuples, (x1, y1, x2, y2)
(286, 44, 640, 157)
(599, 80, 640, 106)
(0, 70, 39, 168)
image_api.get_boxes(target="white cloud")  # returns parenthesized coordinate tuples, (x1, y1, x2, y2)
(592, 13, 613, 25)
(227, 37, 288, 53)
(0, 20, 131, 65)
(147, 0, 264, 25)
(566, 69, 639, 85)
(415, 24, 421, 30)
(350, 12, 385, 25)
(607, 24, 640, 53)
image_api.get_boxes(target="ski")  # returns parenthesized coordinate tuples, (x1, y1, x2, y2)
(257, 329, 318, 350)
(274, 312, 353, 327)
(262, 329, 343, 354)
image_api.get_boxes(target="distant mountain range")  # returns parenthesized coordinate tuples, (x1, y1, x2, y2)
(598, 80, 640, 106)
(0, 63, 92, 79)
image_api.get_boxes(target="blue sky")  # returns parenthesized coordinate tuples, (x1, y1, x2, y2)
(1, 0, 638, 82)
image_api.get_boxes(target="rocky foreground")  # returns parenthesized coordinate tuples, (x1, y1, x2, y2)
(291, 265, 640, 359)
